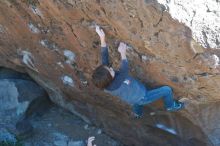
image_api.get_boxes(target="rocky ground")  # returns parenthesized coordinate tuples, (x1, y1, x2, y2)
(1, 105, 122, 146)
(22, 105, 122, 146)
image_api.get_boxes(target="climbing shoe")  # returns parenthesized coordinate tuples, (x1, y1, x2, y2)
(166, 101, 184, 112)
(132, 104, 143, 119)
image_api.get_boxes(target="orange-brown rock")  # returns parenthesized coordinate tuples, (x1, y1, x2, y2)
(0, 0, 219, 145)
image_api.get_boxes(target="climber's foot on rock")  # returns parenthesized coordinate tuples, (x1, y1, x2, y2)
(166, 100, 184, 112)
(131, 112, 143, 119)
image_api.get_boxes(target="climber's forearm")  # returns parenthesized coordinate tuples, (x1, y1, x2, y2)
(100, 37, 106, 47)
(96, 25, 108, 64)
(120, 53, 127, 60)
(101, 46, 109, 65)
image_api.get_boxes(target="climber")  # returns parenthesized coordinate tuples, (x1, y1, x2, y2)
(92, 25, 184, 118)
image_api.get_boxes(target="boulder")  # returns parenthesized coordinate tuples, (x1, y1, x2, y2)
(0, 68, 52, 142)
(0, 0, 219, 145)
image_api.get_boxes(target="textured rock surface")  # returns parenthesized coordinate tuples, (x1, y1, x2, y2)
(0, 67, 49, 140)
(157, 0, 220, 49)
(0, 0, 219, 145)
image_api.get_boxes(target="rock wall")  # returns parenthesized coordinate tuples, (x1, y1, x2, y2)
(0, 0, 219, 145)
(157, 0, 220, 49)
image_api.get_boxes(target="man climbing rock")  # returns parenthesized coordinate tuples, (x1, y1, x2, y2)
(92, 26, 184, 118)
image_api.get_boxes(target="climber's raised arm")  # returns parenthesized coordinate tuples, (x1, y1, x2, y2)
(118, 42, 129, 75)
(96, 26, 109, 66)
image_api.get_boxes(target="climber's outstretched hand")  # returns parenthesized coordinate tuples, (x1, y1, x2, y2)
(87, 136, 96, 146)
(96, 25, 106, 47)
(96, 25, 105, 40)
(118, 42, 127, 54)
(118, 42, 127, 60)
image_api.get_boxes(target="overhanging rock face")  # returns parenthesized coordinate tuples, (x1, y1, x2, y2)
(0, 0, 219, 145)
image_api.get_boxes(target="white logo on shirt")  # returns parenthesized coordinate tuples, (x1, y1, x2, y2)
(123, 79, 130, 85)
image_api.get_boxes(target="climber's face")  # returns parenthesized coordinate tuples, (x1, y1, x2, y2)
(104, 66, 115, 78)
